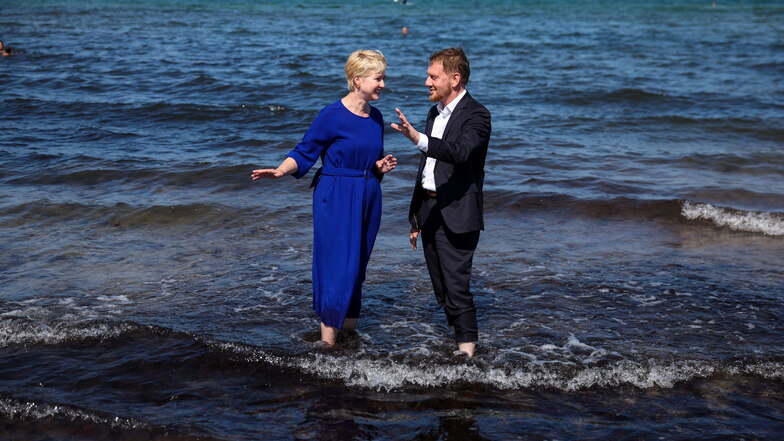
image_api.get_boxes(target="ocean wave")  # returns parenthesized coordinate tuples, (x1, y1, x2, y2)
(640, 152, 784, 175)
(0, 395, 149, 431)
(558, 87, 685, 108)
(681, 201, 784, 236)
(484, 193, 784, 235)
(0, 318, 144, 348)
(485, 193, 685, 220)
(211, 339, 784, 392)
(105, 203, 241, 227)
(639, 115, 784, 141)
(2, 317, 782, 393)
(0, 393, 210, 440)
(3, 161, 255, 188)
(0, 200, 256, 229)
(2, 97, 307, 130)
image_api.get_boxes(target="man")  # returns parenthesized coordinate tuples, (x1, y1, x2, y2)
(391, 47, 491, 357)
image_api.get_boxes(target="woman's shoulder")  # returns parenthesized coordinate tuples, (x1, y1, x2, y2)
(311, 101, 345, 125)
(323, 100, 347, 113)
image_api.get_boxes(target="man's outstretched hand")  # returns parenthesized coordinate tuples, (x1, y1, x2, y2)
(390, 108, 420, 145)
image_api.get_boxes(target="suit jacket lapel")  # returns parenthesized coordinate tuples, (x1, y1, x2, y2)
(425, 105, 437, 136)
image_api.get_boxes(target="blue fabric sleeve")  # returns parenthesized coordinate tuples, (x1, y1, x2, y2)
(373, 107, 384, 160)
(286, 109, 332, 179)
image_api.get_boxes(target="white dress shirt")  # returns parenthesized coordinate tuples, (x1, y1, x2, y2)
(416, 89, 467, 192)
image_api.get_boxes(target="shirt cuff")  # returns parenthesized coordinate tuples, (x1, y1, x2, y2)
(416, 133, 429, 152)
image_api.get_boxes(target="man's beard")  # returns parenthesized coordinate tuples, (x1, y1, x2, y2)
(429, 88, 444, 103)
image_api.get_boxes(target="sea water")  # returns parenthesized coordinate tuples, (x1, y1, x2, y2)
(1, 0, 783, 439)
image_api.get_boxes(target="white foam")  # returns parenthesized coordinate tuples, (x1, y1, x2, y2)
(291, 355, 714, 391)
(681, 201, 784, 236)
(207, 338, 784, 392)
(743, 362, 784, 379)
(0, 319, 136, 348)
(96, 295, 131, 304)
(0, 396, 148, 429)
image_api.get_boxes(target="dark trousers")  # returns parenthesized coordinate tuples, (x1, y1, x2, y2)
(420, 198, 480, 343)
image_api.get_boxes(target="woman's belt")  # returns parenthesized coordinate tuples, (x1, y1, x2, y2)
(320, 166, 374, 179)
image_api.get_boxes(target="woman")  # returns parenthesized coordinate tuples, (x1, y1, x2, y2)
(252, 50, 396, 346)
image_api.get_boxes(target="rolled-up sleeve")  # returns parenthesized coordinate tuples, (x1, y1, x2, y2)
(416, 133, 429, 153)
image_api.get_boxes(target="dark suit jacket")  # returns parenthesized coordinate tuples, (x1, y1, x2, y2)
(409, 92, 492, 234)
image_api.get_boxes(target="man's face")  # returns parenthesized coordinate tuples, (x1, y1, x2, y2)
(425, 61, 454, 103)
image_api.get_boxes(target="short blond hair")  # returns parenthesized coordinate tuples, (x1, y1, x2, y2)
(345, 50, 386, 91)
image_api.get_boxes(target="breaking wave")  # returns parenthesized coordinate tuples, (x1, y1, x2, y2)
(0, 395, 149, 431)
(2, 316, 783, 393)
(208, 339, 784, 392)
(682, 201, 784, 236)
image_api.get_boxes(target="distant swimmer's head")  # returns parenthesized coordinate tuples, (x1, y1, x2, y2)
(345, 49, 386, 92)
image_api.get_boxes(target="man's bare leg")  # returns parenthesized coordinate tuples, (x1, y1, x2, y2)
(458, 342, 475, 357)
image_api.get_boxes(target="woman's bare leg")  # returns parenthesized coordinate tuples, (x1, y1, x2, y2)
(320, 322, 338, 346)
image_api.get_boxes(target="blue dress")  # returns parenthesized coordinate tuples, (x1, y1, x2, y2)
(286, 100, 385, 329)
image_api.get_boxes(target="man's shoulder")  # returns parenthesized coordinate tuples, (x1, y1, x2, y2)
(463, 92, 490, 114)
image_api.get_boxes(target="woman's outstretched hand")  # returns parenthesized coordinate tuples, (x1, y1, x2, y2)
(376, 154, 398, 174)
(251, 158, 298, 181)
(251, 168, 285, 180)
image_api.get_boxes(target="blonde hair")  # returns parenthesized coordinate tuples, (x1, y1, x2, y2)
(345, 50, 386, 91)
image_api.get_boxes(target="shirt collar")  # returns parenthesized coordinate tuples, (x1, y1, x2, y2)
(437, 89, 467, 115)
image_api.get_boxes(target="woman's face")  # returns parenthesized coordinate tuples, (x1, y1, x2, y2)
(356, 70, 386, 101)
